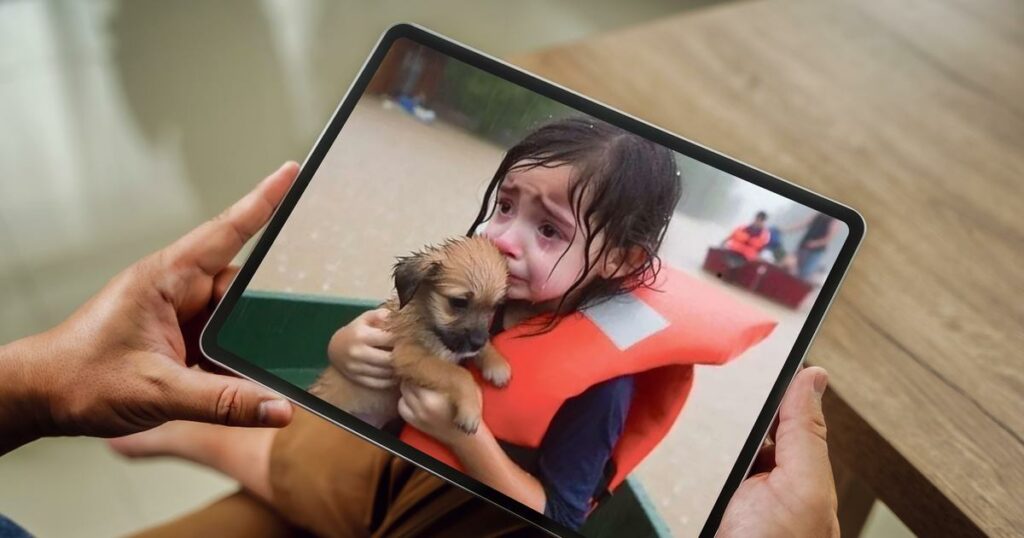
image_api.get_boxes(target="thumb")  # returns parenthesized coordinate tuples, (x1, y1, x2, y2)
(773, 366, 831, 474)
(168, 368, 293, 428)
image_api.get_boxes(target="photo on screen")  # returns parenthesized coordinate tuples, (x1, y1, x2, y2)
(217, 39, 849, 536)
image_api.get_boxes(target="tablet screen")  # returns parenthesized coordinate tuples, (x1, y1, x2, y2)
(210, 29, 859, 537)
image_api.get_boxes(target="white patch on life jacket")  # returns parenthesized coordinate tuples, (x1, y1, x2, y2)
(583, 293, 669, 350)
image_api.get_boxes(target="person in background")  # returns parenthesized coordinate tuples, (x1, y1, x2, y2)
(786, 213, 841, 281)
(724, 211, 771, 264)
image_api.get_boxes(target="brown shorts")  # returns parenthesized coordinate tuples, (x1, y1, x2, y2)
(131, 409, 535, 538)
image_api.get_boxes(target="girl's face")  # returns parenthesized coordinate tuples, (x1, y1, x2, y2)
(482, 164, 615, 305)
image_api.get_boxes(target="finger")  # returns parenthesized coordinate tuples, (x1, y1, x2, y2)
(168, 162, 299, 280)
(362, 326, 395, 349)
(347, 360, 394, 379)
(180, 265, 238, 366)
(773, 367, 831, 476)
(354, 376, 398, 390)
(402, 383, 447, 418)
(354, 346, 393, 368)
(176, 266, 238, 344)
(363, 308, 391, 328)
(398, 385, 422, 418)
(168, 367, 294, 428)
(397, 396, 414, 423)
(399, 381, 416, 403)
(400, 382, 425, 410)
(418, 388, 450, 416)
(212, 266, 241, 303)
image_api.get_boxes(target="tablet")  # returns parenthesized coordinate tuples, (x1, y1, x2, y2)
(201, 23, 864, 538)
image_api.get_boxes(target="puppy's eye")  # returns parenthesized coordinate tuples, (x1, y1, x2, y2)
(449, 297, 470, 309)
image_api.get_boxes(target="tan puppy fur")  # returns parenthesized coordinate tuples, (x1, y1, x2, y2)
(312, 236, 510, 433)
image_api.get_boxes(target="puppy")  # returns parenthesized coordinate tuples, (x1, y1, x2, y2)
(311, 236, 510, 434)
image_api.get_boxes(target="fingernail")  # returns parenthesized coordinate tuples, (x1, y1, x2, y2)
(812, 370, 829, 398)
(258, 399, 289, 425)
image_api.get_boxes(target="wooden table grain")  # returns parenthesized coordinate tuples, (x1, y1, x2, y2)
(510, 0, 1024, 536)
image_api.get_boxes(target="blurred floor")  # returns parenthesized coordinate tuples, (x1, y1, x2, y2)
(0, 1, 913, 536)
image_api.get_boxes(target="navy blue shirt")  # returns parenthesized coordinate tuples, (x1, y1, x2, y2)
(499, 374, 634, 530)
(487, 307, 634, 529)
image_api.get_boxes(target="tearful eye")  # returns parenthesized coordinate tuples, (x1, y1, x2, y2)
(449, 297, 469, 309)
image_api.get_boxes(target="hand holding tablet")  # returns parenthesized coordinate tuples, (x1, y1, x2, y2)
(0, 162, 300, 457)
(718, 367, 839, 537)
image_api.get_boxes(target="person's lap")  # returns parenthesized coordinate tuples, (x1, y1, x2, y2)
(130, 409, 532, 538)
(129, 490, 297, 538)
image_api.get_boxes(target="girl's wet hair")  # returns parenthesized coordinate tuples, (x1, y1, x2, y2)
(468, 116, 682, 329)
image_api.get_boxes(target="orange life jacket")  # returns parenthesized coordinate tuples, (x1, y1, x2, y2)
(726, 225, 771, 261)
(399, 265, 776, 499)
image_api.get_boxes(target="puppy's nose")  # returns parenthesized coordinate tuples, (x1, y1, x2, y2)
(468, 329, 488, 350)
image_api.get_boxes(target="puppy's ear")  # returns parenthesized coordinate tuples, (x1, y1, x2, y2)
(394, 254, 442, 308)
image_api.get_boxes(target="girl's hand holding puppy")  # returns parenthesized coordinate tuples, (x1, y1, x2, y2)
(397, 382, 477, 446)
(327, 308, 397, 390)
(398, 381, 548, 513)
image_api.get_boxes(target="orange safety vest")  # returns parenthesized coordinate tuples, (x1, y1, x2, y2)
(400, 265, 776, 498)
(726, 225, 771, 261)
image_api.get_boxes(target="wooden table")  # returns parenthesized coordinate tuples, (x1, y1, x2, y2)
(511, 1, 1024, 536)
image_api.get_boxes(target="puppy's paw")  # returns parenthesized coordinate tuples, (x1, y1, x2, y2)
(482, 362, 512, 388)
(453, 408, 481, 435)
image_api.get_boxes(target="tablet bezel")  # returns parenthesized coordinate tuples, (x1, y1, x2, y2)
(201, 23, 865, 538)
